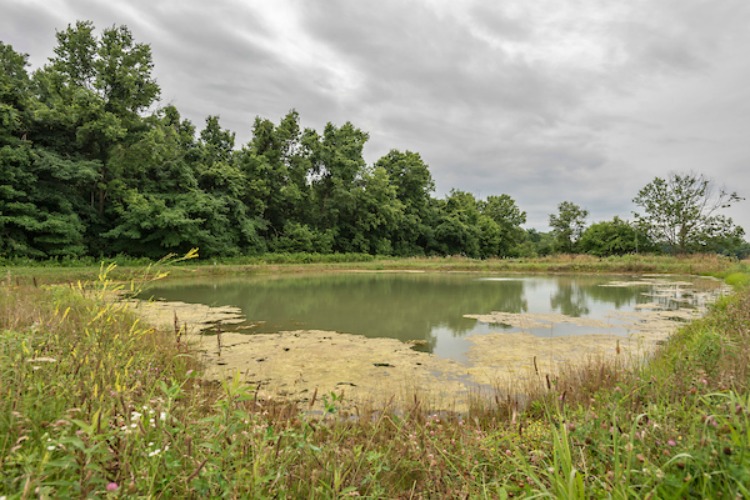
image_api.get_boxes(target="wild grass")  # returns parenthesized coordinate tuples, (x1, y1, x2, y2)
(2, 252, 742, 285)
(1, 257, 748, 496)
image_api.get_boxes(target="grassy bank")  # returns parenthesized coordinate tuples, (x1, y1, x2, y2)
(1, 259, 749, 496)
(2, 252, 746, 286)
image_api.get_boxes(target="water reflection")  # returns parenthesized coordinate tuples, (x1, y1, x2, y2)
(143, 273, 723, 361)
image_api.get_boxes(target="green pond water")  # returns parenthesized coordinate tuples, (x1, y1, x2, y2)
(143, 273, 725, 363)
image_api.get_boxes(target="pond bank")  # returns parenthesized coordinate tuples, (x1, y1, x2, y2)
(124, 273, 727, 412)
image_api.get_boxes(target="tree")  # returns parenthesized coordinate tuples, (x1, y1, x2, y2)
(1, 42, 98, 258)
(479, 194, 527, 256)
(433, 190, 484, 258)
(303, 121, 369, 251)
(32, 20, 161, 251)
(237, 111, 311, 241)
(633, 172, 744, 253)
(374, 150, 435, 255)
(578, 217, 653, 257)
(549, 201, 588, 253)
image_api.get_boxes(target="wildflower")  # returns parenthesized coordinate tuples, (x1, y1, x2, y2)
(106, 482, 119, 492)
(667, 439, 677, 447)
(47, 445, 56, 451)
(148, 449, 161, 457)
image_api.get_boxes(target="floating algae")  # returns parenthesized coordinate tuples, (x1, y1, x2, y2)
(122, 274, 728, 412)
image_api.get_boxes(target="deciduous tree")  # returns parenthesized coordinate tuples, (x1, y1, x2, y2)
(633, 172, 744, 253)
(549, 201, 588, 253)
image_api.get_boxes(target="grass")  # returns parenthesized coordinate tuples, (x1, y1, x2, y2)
(1, 255, 749, 497)
(2, 252, 745, 286)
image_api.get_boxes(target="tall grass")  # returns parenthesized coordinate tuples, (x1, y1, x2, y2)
(3, 252, 741, 286)
(1, 258, 748, 496)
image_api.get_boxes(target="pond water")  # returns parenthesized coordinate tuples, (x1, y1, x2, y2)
(143, 273, 725, 364)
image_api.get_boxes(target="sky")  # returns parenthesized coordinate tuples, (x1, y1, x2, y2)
(2, 0, 749, 232)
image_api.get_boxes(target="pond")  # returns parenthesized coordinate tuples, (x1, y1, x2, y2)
(142, 272, 726, 364)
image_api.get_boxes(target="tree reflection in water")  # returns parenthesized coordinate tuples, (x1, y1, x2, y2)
(143, 273, 720, 357)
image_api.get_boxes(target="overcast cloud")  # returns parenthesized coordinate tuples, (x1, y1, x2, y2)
(2, 0, 749, 231)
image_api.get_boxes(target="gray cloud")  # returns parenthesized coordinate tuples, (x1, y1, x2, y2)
(2, 0, 748, 232)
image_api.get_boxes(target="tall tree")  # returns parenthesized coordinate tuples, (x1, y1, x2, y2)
(480, 194, 527, 257)
(633, 172, 744, 253)
(1, 42, 98, 258)
(237, 111, 311, 242)
(549, 201, 588, 253)
(32, 21, 160, 253)
(303, 121, 369, 251)
(433, 190, 484, 258)
(374, 150, 435, 255)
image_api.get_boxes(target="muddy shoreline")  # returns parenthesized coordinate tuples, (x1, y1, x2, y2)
(123, 276, 728, 412)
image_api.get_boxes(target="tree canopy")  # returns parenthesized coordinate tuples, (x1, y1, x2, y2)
(549, 201, 589, 254)
(633, 172, 744, 253)
(0, 23, 746, 261)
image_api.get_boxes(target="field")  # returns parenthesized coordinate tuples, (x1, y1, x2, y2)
(1, 254, 749, 497)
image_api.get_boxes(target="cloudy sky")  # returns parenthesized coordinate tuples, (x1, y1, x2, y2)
(3, 0, 749, 231)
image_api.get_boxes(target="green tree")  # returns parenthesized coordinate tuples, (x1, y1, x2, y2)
(353, 166, 404, 254)
(32, 21, 160, 253)
(1, 42, 98, 258)
(479, 194, 527, 257)
(549, 201, 588, 253)
(578, 217, 653, 257)
(374, 150, 435, 255)
(237, 111, 311, 245)
(633, 172, 745, 253)
(433, 190, 484, 258)
(514, 229, 555, 257)
(303, 121, 369, 252)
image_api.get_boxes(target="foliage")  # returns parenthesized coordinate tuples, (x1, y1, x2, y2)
(1, 260, 749, 496)
(480, 194, 527, 257)
(549, 201, 589, 253)
(578, 217, 655, 256)
(633, 172, 745, 254)
(1, 24, 747, 261)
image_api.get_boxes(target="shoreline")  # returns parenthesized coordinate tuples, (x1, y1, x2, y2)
(122, 275, 724, 412)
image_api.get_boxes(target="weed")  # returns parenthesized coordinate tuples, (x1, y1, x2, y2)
(1, 256, 748, 496)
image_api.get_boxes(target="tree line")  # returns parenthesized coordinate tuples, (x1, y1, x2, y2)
(1, 22, 746, 260)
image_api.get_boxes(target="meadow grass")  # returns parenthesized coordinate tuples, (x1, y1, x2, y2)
(2, 252, 744, 286)
(1, 256, 749, 497)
